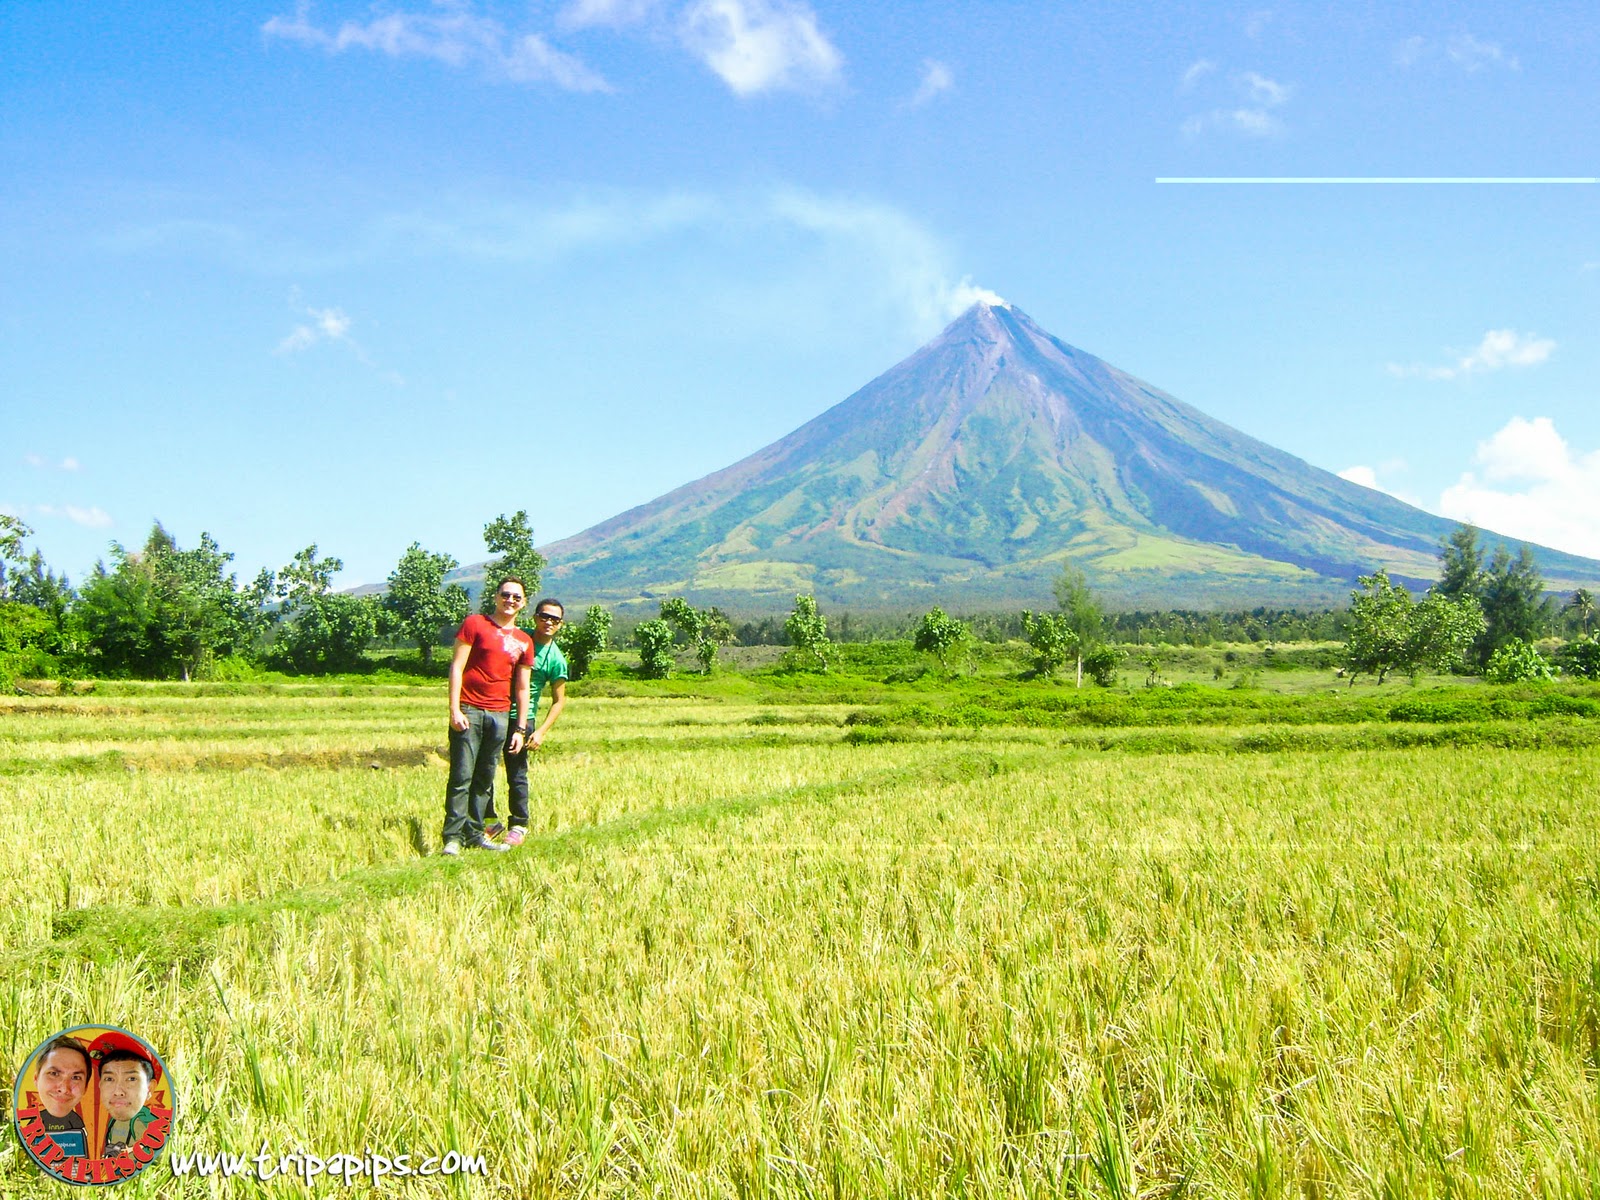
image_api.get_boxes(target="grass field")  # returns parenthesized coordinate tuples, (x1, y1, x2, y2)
(2, 666, 1598, 1197)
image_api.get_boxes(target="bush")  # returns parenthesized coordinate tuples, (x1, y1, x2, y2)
(1559, 637, 1600, 681)
(1484, 638, 1557, 684)
(1083, 645, 1124, 687)
(634, 618, 676, 679)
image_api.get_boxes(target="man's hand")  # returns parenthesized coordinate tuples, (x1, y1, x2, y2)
(450, 707, 469, 732)
(528, 728, 546, 751)
(507, 730, 526, 754)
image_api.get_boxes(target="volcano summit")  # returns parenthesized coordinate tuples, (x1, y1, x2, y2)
(543, 303, 1600, 609)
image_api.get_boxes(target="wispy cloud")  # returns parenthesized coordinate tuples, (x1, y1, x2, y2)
(1439, 417, 1600, 558)
(23, 454, 81, 472)
(1179, 59, 1216, 91)
(1387, 329, 1555, 381)
(903, 59, 953, 109)
(1394, 32, 1519, 72)
(557, 0, 660, 31)
(262, 2, 611, 91)
(29, 503, 115, 529)
(1181, 68, 1291, 138)
(277, 300, 354, 354)
(1242, 10, 1273, 40)
(275, 294, 404, 383)
(678, 0, 842, 96)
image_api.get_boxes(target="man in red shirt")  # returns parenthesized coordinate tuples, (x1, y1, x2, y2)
(441, 576, 534, 855)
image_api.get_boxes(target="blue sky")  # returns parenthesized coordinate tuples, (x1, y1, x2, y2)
(4, 0, 1597, 589)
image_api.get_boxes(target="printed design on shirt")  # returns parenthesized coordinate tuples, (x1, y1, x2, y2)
(498, 629, 525, 660)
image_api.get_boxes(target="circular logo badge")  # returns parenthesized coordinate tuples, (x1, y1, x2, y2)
(12, 1026, 176, 1186)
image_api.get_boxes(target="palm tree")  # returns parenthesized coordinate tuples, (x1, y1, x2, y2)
(1566, 587, 1596, 637)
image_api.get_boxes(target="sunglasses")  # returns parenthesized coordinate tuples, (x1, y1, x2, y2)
(534, 612, 563, 622)
(498, 591, 526, 602)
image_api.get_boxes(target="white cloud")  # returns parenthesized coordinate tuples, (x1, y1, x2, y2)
(32, 504, 114, 529)
(1241, 70, 1290, 105)
(1181, 68, 1290, 138)
(678, 0, 842, 96)
(1394, 33, 1519, 72)
(558, 0, 660, 31)
(278, 303, 354, 354)
(1447, 33, 1518, 72)
(1439, 417, 1600, 558)
(762, 189, 999, 330)
(904, 59, 953, 109)
(1182, 107, 1282, 138)
(262, 2, 611, 92)
(1242, 10, 1273, 40)
(1387, 329, 1556, 381)
(23, 454, 81, 472)
(1179, 59, 1216, 90)
(1338, 459, 1420, 506)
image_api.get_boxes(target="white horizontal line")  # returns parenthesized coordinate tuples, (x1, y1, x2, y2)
(1156, 176, 1597, 185)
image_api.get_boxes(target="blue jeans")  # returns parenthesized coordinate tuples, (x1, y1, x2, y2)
(443, 706, 509, 843)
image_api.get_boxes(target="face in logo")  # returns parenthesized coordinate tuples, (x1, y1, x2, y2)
(34, 1046, 89, 1119)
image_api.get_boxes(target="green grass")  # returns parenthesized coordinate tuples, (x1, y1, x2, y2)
(2, 676, 1597, 1197)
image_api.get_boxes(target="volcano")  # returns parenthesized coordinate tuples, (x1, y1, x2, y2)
(541, 302, 1600, 609)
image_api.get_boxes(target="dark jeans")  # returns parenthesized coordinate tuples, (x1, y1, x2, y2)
(487, 736, 530, 830)
(443, 705, 509, 843)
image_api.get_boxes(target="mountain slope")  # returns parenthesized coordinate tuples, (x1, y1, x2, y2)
(542, 303, 1600, 608)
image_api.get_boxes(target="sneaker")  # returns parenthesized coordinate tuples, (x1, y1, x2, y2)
(505, 827, 525, 847)
(469, 835, 511, 853)
(484, 821, 505, 840)
(440, 840, 461, 857)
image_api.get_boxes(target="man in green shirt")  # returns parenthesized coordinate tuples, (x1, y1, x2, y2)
(488, 598, 569, 847)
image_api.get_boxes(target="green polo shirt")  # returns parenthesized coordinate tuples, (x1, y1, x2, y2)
(509, 639, 568, 727)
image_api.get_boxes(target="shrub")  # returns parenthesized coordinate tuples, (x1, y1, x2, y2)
(634, 619, 677, 679)
(1559, 637, 1600, 681)
(1484, 638, 1557, 684)
(1083, 645, 1124, 686)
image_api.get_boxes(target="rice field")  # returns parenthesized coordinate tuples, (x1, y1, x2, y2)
(1, 680, 1597, 1197)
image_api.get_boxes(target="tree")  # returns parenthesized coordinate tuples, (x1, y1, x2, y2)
(0, 514, 33, 599)
(784, 594, 831, 671)
(634, 618, 676, 679)
(557, 605, 612, 679)
(1436, 524, 1487, 603)
(480, 512, 545, 619)
(75, 525, 255, 679)
(1021, 610, 1078, 678)
(1478, 543, 1548, 662)
(383, 543, 468, 664)
(11, 550, 74, 627)
(1563, 588, 1595, 638)
(1437, 526, 1549, 666)
(1053, 564, 1105, 687)
(269, 545, 377, 674)
(661, 597, 734, 673)
(913, 606, 970, 671)
(1344, 569, 1483, 685)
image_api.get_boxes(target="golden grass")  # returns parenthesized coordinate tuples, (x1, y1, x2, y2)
(1, 690, 1596, 1197)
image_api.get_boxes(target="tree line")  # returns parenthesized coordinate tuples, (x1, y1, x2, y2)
(3, 511, 1596, 686)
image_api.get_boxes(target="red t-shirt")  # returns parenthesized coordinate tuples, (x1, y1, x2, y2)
(455, 613, 534, 712)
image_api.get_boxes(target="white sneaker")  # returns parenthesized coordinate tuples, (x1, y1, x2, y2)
(469, 836, 511, 853)
(440, 839, 461, 856)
